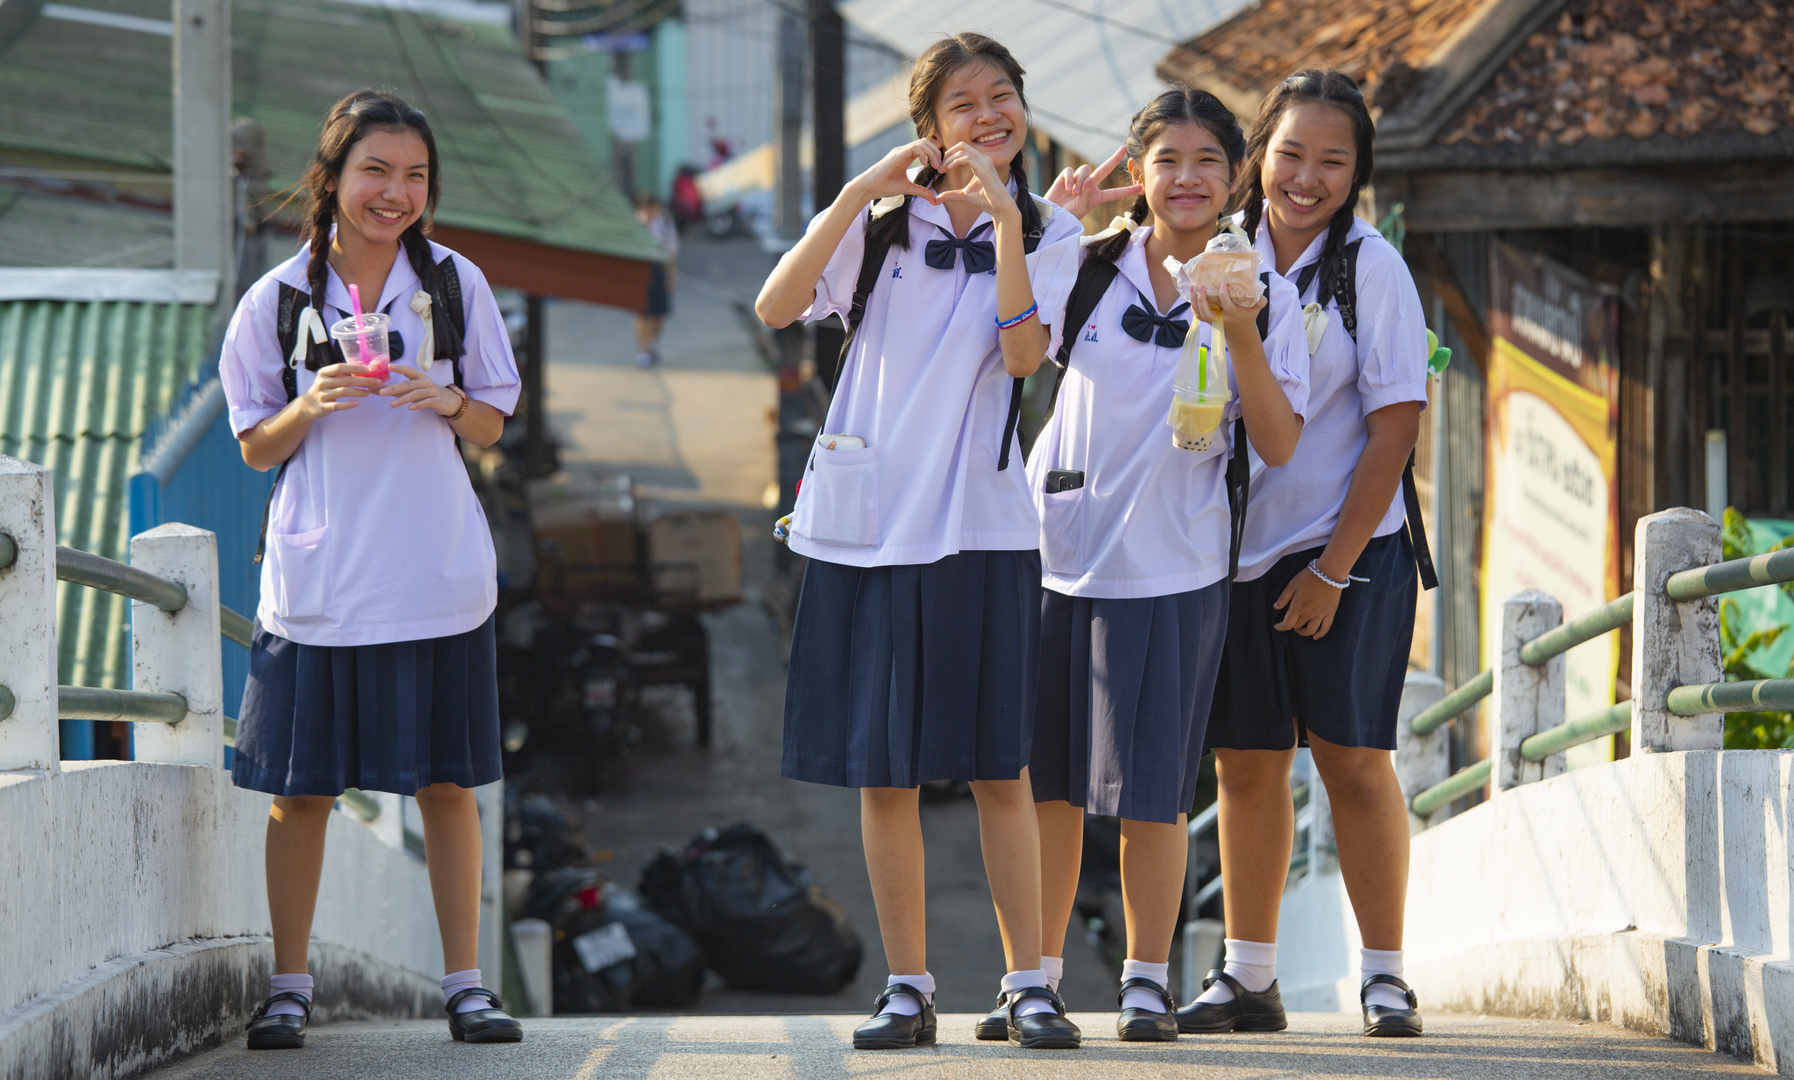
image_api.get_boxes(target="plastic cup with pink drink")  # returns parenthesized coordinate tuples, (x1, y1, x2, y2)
(329, 312, 391, 381)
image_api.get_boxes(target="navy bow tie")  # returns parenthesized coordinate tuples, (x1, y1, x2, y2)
(1120, 291, 1192, 348)
(924, 222, 996, 274)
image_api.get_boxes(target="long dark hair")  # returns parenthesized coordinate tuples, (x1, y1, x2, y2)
(1086, 86, 1245, 266)
(281, 89, 464, 365)
(864, 33, 1044, 252)
(1233, 68, 1373, 304)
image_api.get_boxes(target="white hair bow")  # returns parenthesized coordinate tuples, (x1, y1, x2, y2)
(870, 194, 907, 220)
(1081, 214, 1141, 248)
(289, 306, 327, 369)
(409, 291, 435, 370)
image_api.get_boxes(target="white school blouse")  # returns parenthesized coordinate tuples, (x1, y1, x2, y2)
(1234, 211, 1430, 583)
(219, 240, 521, 647)
(787, 191, 1083, 567)
(1027, 227, 1309, 599)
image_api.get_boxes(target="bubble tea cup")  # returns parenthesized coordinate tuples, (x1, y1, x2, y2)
(329, 312, 392, 382)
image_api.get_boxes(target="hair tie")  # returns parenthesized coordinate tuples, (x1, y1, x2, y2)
(869, 194, 907, 220)
(409, 290, 436, 370)
(1081, 214, 1143, 248)
(290, 306, 328, 369)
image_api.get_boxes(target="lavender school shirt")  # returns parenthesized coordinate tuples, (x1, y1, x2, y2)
(219, 240, 521, 647)
(1028, 226, 1310, 600)
(786, 190, 1083, 567)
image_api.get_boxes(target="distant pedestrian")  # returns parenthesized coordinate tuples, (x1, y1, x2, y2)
(1193, 68, 1433, 1039)
(1028, 88, 1308, 1044)
(219, 89, 522, 1050)
(755, 33, 1085, 1051)
(636, 191, 678, 367)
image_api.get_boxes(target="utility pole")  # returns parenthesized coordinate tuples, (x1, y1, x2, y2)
(173, 0, 233, 302)
(772, 10, 809, 569)
(810, 0, 846, 387)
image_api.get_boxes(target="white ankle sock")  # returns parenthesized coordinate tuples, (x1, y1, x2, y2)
(1041, 955, 1064, 994)
(1119, 959, 1171, 1013)
(1195, 938, 1277, 1005)
(1001, 969, 1055, 1017)
(1361, 949, 1410, 1010)
(442, 968, 493, 1014)
(878, 973, 934, 1016)
(265, 973, 312, 1018)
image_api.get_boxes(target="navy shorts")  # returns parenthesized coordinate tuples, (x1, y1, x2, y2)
(1206, 530, 1417, 753)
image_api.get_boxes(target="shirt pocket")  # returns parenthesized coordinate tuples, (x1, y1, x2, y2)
(1039, 488, 1086, 576)
(797, 445, 879, 547)
(269, 525, 337, 621)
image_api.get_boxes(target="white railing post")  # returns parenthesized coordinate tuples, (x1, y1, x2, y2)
(1396, 671, 1448, 830)
(1492, 591, 1566, 793)
(1631, 509, 1723, 752)
(130, 524, 223, 768)
(0, 457, 60, 773)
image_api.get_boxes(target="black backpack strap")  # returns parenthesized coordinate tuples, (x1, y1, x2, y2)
(1040, 259, 1122, 427)
(1292, 238, 1365, 343)
(994, 214, 1046, 471)
(1255, 271, 1271, 341)
(1402, 453, 1439, 591)
(831, 210, 893, 393)
(1224, 278, 1276, 580)
(435, 254, 466, 388)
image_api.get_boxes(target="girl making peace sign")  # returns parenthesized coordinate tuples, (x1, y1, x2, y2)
(220, 90, 522, 1050)
(757, 33, 1085, 1052)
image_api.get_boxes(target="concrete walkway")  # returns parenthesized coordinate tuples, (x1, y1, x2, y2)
(144, 1013, 1764, 1078)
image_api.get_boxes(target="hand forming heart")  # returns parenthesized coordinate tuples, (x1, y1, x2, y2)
(934, 141, 1021, 222)
(854, 137, 946, 205)
(1044, 145, 1143, 219)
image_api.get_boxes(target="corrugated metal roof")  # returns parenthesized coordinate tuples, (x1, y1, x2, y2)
(0, 0, 664, 266)
(0, 295, 213, 689)
(0, 187, 174, 269)
(839, 0, 1253, 164)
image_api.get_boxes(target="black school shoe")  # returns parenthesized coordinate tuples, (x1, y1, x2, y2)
(246, 992, 312, 1050)
(1175, 970, 1289, 1033)
(974, 991, 1011, 1040)
(1006, 986, 1082, 1049)
(852, 984, 937, 1050)
(445, 987, 523, 1043)
(1362, 974, 1423, 1037)
(1115, 977, 1179, 1042)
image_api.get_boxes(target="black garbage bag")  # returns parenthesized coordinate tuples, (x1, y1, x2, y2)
(639, 822, 862, 994)
(525, 866, 706, 1012)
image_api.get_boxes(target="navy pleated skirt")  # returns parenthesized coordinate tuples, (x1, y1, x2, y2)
(782, 549, 1041, 789)
(231, 614, 502, 797)
(1030, 582, 1229, 823)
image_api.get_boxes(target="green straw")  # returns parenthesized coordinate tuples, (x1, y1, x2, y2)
(1198, 344, 1208, 391)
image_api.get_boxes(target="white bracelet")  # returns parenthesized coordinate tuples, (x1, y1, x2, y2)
(1307, 559, 1349, 590)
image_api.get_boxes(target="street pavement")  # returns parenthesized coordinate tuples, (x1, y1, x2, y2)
(143, 1012, 1768, 1078)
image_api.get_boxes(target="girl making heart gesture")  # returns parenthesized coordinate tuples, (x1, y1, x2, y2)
(756, 32, 1085, 1052)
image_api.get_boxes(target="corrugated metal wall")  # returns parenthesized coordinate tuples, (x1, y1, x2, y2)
(1435, 231, 1489, 775)
(0, 298, 213, 702)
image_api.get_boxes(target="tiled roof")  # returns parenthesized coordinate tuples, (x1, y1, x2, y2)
(0, 188, 173, 269)
(1159, 0, 1492, 111)
(1441, 0, 1793, 147)
(0, 295, 212, 689)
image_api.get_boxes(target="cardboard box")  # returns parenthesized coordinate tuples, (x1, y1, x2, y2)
(646, 511, 742, 606)
(528, 473, 642, 594)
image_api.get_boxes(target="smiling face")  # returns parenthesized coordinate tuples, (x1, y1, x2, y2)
(1130, 121, 1237, 236)
(929, 60, 1027, 167)
(1261, 101, 1360, 235)
(327, 127, 430, 250)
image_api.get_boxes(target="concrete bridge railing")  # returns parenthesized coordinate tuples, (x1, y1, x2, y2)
(0, 455, 501, 1080)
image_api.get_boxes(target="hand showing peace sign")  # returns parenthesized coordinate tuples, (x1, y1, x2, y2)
(850, 138, 945, 205)
(1044, 145, 1143, 219)
(935, 141, 1023, 223)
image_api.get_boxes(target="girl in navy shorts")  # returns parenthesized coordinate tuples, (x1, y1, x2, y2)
(757, 34, 1085, 1051)
(220, 90, 521, 1049)
(1183, 70, 1431, 1039)
(1018, 88, 1307, 1042)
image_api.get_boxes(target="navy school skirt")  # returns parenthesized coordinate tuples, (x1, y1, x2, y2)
(782, 549, 1041, 789)
(1206, 530, 1417, 754)
(231, 614, 502, 797)
(1030, 581, 1229, 824)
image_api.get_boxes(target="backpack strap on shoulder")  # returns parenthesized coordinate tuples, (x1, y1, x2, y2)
(829, 209, 893, 394)
(1039, 258, 1122, 428)
(1224, 273, 1276, 580)
(434, 254, 467, 388)
(992, 204, 1045, 471)
(1291, 237, 1366, 343)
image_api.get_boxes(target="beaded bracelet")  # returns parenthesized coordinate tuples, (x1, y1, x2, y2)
(1307, 559, 1350, 590)
(996, 302, 1038, 330)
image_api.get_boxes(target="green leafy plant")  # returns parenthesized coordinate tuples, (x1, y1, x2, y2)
(1718, 508, 1794, 749)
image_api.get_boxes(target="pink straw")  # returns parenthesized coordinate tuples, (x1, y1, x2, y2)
(347, 283, 373, 367)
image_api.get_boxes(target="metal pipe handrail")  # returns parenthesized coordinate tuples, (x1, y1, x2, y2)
(58, 686, 187, 723)
(339, 788, 381, 822)
(1668, 678, 1794, 716)
(57, 546, 187, 612)
(1520, 701, 1634, 762)
(221, 607, 253, 648)
(1188, 800, 1219, 838)
(0, 532, 14, 571)
(0, 684, 12, 722)
(1410, 758, 1491, 818)
(1520, 594, 1635, 666)
(1409, 669, 1493, 735)
(1666, 547, 1794, 602)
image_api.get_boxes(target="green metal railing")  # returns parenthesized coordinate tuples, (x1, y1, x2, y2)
(56, 545, 188, 612)
(58, 686, 188, 724)
(1409, 544, 1794, 816)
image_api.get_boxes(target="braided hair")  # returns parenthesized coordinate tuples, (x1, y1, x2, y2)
(1086, 86, 1245, 266)
(1233, 69, 1373, 306)
(280, 89, 464, 369)
(864, 33, 1044, 254)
